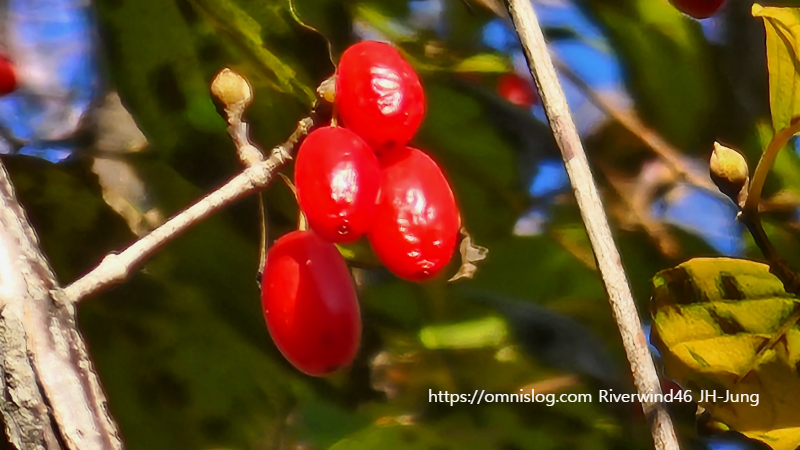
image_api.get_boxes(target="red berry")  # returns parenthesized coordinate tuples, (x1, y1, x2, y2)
(368, 147, 460, 282)
(497, 73, 537, 108)
(669, 0, 724, 19)
(660, 379, 683, 397)
(295, 126, 381, 243)
(335, 41, 425, 154)
(261, 230, 361, 376)
(0, 56, 17, 96)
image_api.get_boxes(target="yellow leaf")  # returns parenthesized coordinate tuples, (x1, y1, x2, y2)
(451, 54, 511, 74)
(752, 4, 800, 132)
(651, 258, 800, 450)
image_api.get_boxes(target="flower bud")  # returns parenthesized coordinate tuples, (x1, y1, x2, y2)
(710, 142, 749, 206)
(211, 68, 252, 107)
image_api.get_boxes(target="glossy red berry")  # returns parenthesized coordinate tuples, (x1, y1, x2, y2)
(368, 147, 460, 282)
(669, 0, 724, 19)
(335, 41, 425, 154)
(261, 230, 361, 376)
(0, 56, 17, 96)
(497, 73, 537, 108)
(295, 126, 381, 243)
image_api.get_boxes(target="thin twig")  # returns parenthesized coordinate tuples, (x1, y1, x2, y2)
(739, 118, 800, 295)
(597, 160, 680, 259)
(62, 115, 316, 303)
(743, 118, 800, 216)
(503, 2, 680, 450)
(738, 215, 800, 293)
(226, 104, 267, 167)
(217, 69, 270, 282)
(551, 57, 722, 199)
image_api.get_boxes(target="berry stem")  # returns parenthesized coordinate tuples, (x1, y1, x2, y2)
(743, 118, 800, 217)
(504, 2, 680, 450)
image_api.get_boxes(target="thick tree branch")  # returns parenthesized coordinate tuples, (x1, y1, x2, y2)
(503, 2, 680, 450)
(62, 115, 315, 303)
(0, 263, 61, 450)
(0, 157, 122, 450)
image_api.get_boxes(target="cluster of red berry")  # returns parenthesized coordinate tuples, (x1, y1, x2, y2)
(261, 41, 461, 376)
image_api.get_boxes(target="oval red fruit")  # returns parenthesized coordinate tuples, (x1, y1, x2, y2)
(261, 230, 361, 376)
(0, 56, 17, 96)
(295, 126, 381, 243)
(669, 0, 724, 19)
(368, 147, 460, 282)
(335, 41, 425, 154)
(497, 73, 537, 108)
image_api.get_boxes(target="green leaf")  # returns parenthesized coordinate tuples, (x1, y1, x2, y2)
(651, 258, 800, 450)
(450, 54, 511, 74)
(419, 316, 508, 350)
(752, 5, 800, 132)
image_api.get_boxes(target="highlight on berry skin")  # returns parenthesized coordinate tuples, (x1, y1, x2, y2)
(261, 230, 361, 377)
(334, 40, 426, 154)
(294, 126, 380, 243)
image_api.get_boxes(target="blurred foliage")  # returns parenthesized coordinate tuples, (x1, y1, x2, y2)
(580, 0, 717, 151)
(651, 258, 800, 450)
(3, 0, 800, 449)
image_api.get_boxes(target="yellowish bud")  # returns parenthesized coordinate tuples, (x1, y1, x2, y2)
(710, 142, 749, 206)
(211, 68, 252, 107)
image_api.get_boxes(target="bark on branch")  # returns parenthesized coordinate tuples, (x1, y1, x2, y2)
(0, 157, 122, 450)
(503, 1, 681, 450)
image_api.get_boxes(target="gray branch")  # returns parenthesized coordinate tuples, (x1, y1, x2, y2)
(503, 1, 680, 450)
(0, 158, 123, 450)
